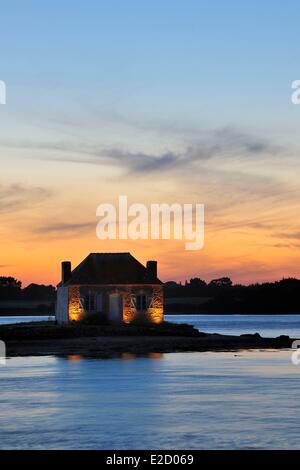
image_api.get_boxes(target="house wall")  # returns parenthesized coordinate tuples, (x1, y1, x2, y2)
(63, 284, 164, 324)
(56, 286, 69, 324)
(68, 285, 84, 321)
(148, 285, 164, 324)
(123, 285, 164, 324)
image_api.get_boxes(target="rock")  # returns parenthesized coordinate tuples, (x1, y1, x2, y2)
(240, 332, 261, 338)
(276, 335, 290, 340)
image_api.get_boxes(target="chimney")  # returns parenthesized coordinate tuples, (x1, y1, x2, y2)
(147, 260, 157, 279)
(61, 261, 71, 284)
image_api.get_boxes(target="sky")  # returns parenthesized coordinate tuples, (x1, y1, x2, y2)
(1, 0, 300, 286)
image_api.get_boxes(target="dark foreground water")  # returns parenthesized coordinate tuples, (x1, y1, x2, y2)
(1, 315, 300, 449)
(1, 351, 300, 449)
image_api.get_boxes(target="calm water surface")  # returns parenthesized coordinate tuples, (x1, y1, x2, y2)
(0, 315, 54, 325)
(1, 351, 300, 449)
(166, 314, 300, 338)
(1, 315, 300, 449)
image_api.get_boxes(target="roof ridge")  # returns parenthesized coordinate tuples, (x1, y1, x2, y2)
(58, 252, 162, 286)
(89, 252, 131, 255)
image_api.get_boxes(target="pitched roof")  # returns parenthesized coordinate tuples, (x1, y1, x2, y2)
(59, 253, 162, 286)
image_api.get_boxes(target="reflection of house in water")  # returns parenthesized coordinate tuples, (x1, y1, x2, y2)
(56, 253, 164, 325)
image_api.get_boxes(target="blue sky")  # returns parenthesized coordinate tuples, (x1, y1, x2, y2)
(1, 0, 300, 134)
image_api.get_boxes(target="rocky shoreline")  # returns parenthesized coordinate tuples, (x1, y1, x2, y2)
(0, 320, 294, 358)
(4, 331, 295, 358)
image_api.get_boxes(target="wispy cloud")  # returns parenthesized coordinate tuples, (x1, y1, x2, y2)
(270, 242, 300, 251)
(275, 231, 300, 240)
(0, 127, 280, 175)
(0, 184, 51, 214)
(34, 222, 95, 238)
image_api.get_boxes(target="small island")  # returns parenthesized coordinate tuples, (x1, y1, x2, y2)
(1, 320, 293, 358)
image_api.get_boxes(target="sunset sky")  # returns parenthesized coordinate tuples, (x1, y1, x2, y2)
(1, 0, 300, 286)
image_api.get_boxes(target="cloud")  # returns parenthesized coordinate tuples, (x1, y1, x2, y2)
(104, 149, 179, 173)
(271, 243, 293, 248)
(269, 242, 300, 251)
(0, 184, 51, 214)
(34, 222, 95, 238)
(280, 232, 300, 240)
(275, 231, 300, 240)
(0, 127, 279, 176)
(94, 128, 277, 173)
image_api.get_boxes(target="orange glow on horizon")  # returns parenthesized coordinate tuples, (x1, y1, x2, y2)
(1, 176, 300, 287)
(1, 229, 300, 287)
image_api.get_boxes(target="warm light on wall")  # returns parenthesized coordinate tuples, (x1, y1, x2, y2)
(67, 284, 163, 324)
(123, 289, 136, 324)
(148, 308, 163, 324)
(68, 286, 84, 321)
(148, 285, 164, 323)
(122, 285, 164, 324)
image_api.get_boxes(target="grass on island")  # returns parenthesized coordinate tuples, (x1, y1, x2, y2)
(0, 316, 204, 341)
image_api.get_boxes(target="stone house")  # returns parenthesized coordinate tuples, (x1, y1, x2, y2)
(56, 252, 163, 325)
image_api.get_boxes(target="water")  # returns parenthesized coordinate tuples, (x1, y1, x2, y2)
(1, 314, 300, 449)
(0, 315, 54, 325)
(166, 314, 300, 338)
(1, 351, 300, 449)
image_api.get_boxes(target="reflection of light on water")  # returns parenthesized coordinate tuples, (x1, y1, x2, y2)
(122, 352, 136, 361)
(148, 352, 162, 360)
(3, 349, 300, 450)
(121, 352, 163, 361)
(67, 354, 83, 362)
(66, 352, 164, 361)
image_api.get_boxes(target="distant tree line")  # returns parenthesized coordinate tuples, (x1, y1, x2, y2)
(0, 277, 56, 301)
(1, 275, 300, 314)
(164, 277, 300, 314)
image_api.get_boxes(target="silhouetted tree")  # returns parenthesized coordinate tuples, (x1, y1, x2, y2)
(209, 277, 233, 288)
(0, 276, 22, 300)
(0, 277, 22, 289)
(189, 278, 207, 287)
(22, 284, 56, 301)
(164, 275, 300, 314)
